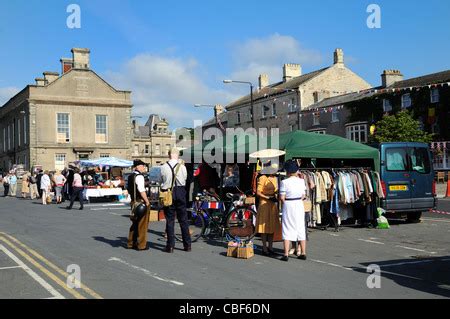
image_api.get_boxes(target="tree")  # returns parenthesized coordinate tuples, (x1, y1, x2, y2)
(373, 111, 434, 143)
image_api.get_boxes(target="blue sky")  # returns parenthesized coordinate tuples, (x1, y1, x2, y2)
(1, 0, 450, 128)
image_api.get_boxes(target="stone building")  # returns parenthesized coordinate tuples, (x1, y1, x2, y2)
(224, 49, 371, 134)
(0, 48, 133, 171)
(301, 69, 450, 169)
(131, 114, 176, 166)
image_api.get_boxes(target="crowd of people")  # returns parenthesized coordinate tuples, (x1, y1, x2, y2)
(0, 166, 125, 211)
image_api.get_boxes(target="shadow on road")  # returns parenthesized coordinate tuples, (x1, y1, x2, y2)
(354, 256, 450, 298)
(93, 236, 129, 249)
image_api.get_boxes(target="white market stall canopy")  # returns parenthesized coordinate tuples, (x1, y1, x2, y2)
(77, 157, 133, 168)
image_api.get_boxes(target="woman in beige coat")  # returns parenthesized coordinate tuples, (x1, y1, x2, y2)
(21, 173, 30, 199)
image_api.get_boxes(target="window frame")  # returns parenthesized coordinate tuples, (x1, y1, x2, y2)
(430, 88, 439, 103)
(331, 108, 339, 123)
(383, 99, 392, 112)
(345, 122, 368, 143)
(95, 114, 108, 144)
(56, 113, 71, 144)
(55, 154, 66, 171)
(261, 105, 269, 119)
(401, 93, 412, 109)
(289, 98, 296, 113)
(271, 103, 277, 117)
(313, 113, 320, 126)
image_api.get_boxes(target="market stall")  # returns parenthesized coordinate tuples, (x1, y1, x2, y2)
(184, 130, 383, 230)
(77, 157, 133, 203)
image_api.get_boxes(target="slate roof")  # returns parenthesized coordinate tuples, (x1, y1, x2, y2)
(306, 69, 450, 110)
(226, 67, 330, 109)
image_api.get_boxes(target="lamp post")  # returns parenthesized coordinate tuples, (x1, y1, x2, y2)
(223, 80, 255, 128)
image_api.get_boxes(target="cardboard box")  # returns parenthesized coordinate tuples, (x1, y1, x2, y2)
(237, 243, 254, 259)
(149, 210, 159, 222)
(227, 242, 238, 257)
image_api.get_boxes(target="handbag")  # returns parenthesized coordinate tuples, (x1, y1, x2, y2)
(303, 199, 312, 212)
(159, 163, 181, 207)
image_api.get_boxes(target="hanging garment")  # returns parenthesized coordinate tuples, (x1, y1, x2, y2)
(339, 204, 354, 221)
(330, 173, 340, 215)
(374, 171, 385, 199)
(338, 172, 346, 204)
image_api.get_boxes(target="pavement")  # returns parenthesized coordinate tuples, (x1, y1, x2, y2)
(0, 186, 449, 299)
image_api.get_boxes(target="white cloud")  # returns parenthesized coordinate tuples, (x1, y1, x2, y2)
(0, 87, 20, 106)
(229, 33, 323, 85)
(103, 34, 324, 128)
(105, 54, 238, 129)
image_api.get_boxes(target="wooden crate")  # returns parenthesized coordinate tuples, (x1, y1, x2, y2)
(237, 243, 254, 259)
(227, 242, 238, 257)
(149, 210, 159, 222)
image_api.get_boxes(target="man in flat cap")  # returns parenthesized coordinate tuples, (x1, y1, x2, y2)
(127, 159, 151, 251)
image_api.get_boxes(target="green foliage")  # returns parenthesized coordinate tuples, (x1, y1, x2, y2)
(373, 111, 434, 143)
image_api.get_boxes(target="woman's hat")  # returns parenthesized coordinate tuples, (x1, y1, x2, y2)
(260, 163, 279, 175)
(284, 160, 299, 174)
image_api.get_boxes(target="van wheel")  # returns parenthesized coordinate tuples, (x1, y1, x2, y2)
(406, 212, 422, 223)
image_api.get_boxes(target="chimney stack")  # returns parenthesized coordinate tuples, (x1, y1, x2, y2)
(35, 78, 46, 86)
(60, 58, 73, 74)
(71, 48, 90, 69)
(214, 105, 224, 118)
(258, 74, 269, 90)
(334, 48, 344, 66)
(283, 64, 302, 82)
(381, 70, 403, 88)
(43, 72, 59, 84)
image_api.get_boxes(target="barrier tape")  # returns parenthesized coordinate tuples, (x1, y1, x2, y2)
(429, 209, 450, 216)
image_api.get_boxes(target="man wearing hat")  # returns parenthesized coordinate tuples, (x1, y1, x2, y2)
(160, 147, 191, 253)
(127, 159, 151, 251)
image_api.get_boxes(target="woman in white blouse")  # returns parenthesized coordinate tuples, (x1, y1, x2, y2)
(279, 161, 307, 262)
(40, 171, 52, 205)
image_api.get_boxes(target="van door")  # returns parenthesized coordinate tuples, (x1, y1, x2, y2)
(382, 146, 412, 211)
(407, 145, 434, 210)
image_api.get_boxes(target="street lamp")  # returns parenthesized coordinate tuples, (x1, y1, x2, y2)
(223, 80, 254, 127)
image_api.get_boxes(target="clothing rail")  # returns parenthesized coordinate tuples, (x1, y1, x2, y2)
(298, 167, 372, 171)
(298, 166, 375, 232)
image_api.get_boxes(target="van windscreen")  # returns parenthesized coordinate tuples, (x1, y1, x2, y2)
(410, 148, 431, 174)
(386, 148, 408, 171)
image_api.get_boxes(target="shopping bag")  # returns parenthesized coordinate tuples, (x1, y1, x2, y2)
(376, 208, 390, 229)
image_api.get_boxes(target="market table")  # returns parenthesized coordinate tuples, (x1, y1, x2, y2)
(84, 188, 124, 201)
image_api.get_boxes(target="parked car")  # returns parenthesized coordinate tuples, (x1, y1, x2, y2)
(376, 142, 436, 222)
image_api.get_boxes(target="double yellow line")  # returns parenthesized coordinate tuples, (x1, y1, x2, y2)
(0, 232, 102, 299)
